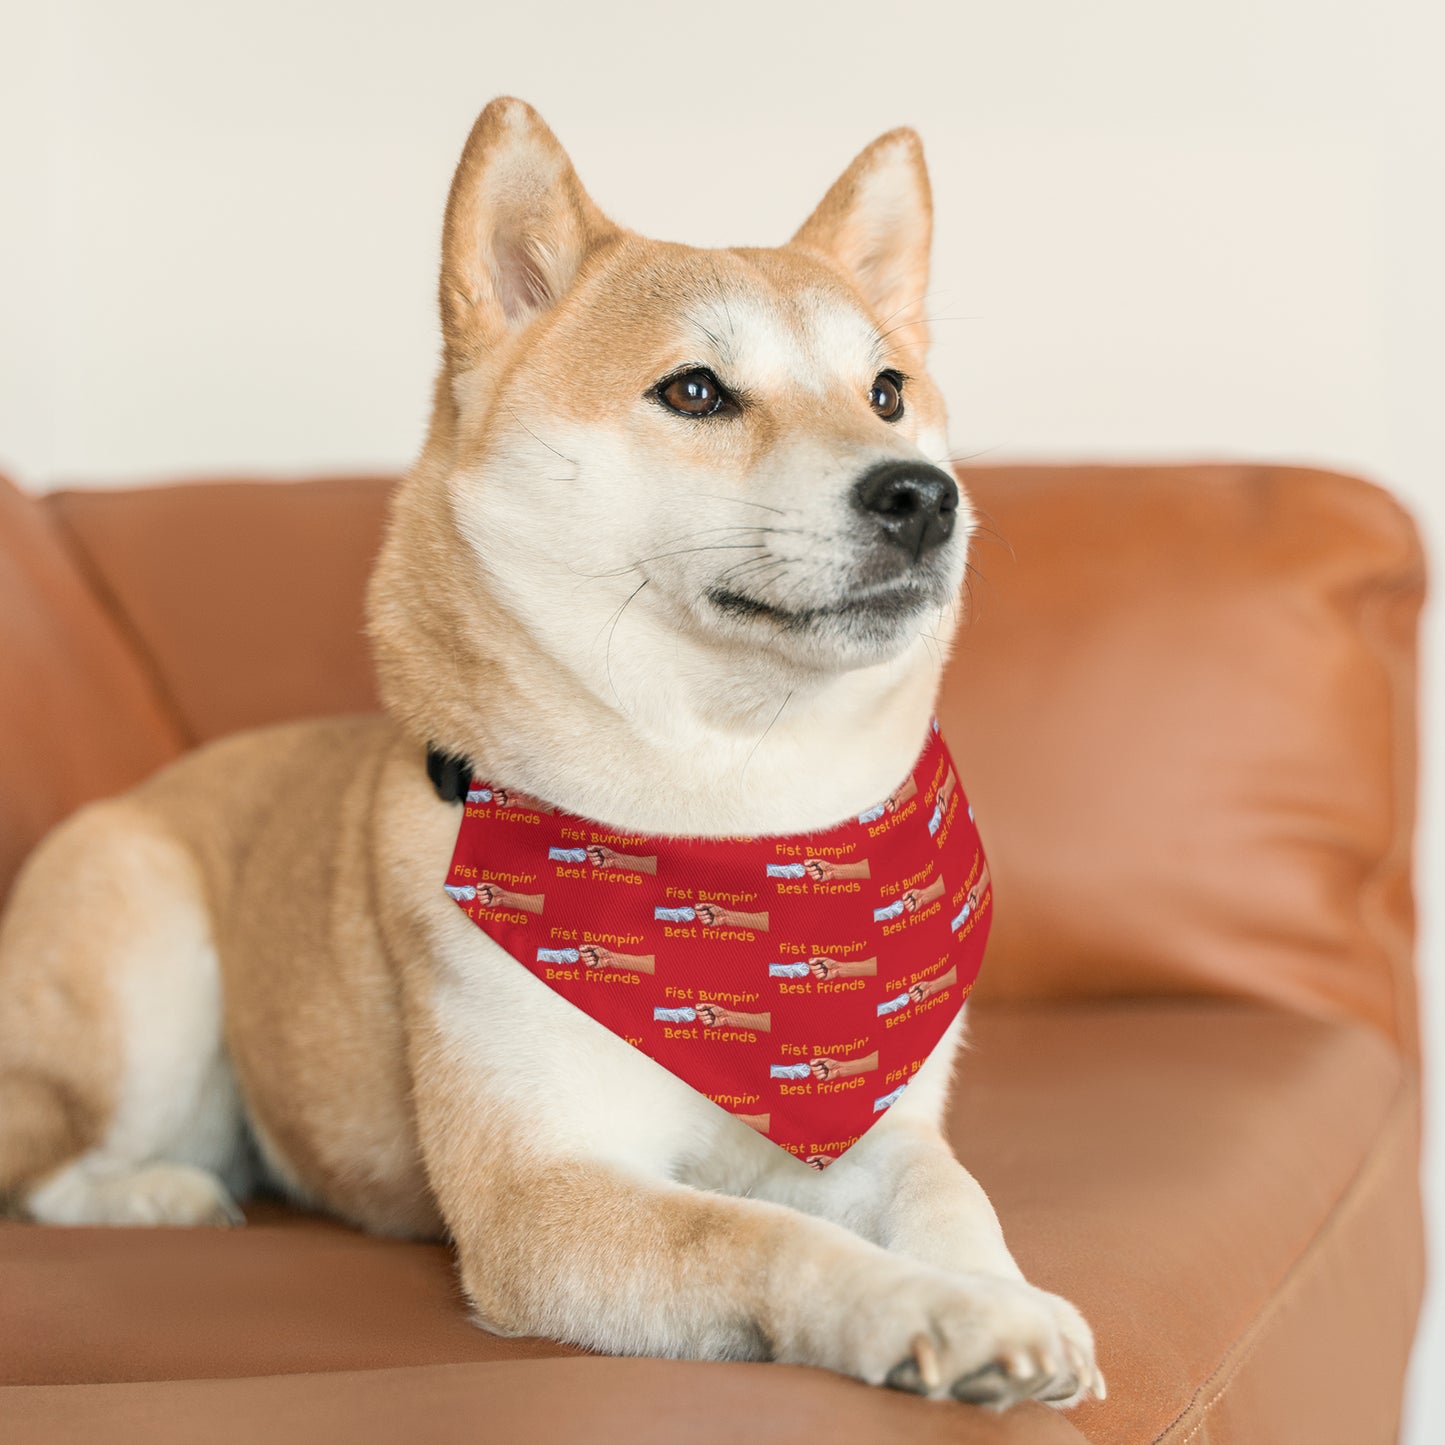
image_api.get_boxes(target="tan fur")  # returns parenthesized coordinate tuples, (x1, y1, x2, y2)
(0, 98, 1101, 1405)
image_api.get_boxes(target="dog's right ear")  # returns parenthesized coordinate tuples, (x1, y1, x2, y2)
(439, 98, 617, 368)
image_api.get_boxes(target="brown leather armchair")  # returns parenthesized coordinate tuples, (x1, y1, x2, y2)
(0, 462, 1425, 1445)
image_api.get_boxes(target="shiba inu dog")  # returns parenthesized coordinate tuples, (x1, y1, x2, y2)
(0, 98, 1102, 1408)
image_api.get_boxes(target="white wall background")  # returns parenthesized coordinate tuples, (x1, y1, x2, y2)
(1, 0, 1440, 1434)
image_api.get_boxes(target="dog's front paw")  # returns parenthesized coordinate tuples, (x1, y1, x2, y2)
(827, 1266, 1104, 1408)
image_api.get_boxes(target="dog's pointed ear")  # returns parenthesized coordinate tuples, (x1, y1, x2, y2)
(791, 128, 933, 353)
(440, 98, 617, 367)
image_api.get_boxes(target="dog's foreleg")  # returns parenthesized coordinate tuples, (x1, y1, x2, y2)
(416, 1058, 1097, 1404)
(432, 1145, 1100, 1405)
(747, 1116, 1103, 1403)
(742, 1016, 1105, 1404)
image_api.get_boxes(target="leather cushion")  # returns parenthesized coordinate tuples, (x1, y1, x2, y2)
(0, 1002, 1420, 1444)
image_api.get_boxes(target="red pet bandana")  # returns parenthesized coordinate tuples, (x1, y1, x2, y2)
(443, 723, 991, 1168)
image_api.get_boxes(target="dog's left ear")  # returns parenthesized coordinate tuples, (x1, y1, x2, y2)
(791, 129, 933, 354)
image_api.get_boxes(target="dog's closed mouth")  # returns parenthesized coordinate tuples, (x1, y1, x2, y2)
(707, 581, 935, 627)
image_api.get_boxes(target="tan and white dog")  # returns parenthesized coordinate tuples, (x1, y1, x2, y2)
(0, 99, 1102, 1408)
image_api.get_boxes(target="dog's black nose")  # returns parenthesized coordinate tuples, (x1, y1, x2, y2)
(853, 460, 959, 560)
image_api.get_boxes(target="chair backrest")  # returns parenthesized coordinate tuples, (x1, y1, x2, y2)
(5, 463, 1421, 1059)
(46, 476, 392, 742)
(941, 463, 1422, 1063)
(0, 473, 184, 901)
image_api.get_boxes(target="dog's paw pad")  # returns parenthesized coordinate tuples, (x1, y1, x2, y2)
(951, 1362, 1013, 1406)
(885, 1358, 927, 1395)
(1038, 1372, 1081, 1403)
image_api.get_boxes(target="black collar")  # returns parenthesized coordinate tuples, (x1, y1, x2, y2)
(426, 745, 473, 804)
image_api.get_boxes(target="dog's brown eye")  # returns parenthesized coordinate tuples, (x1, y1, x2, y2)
(869, 371, 904, 421)
(659, 369, 723, 417)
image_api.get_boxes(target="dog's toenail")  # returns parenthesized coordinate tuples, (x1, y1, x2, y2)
(1002, 1347, 1033, 1377)
(910, 1331, 942, 1390)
